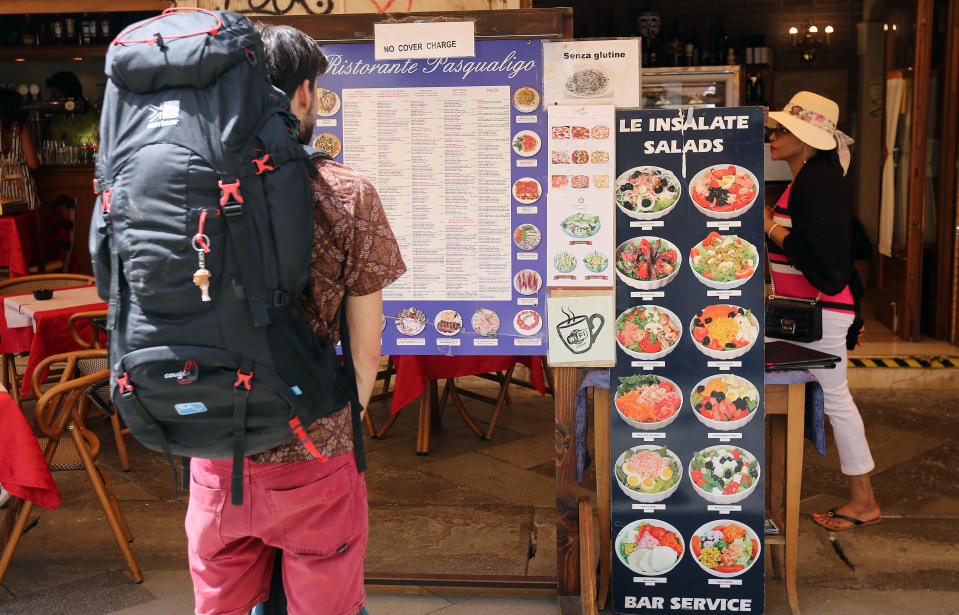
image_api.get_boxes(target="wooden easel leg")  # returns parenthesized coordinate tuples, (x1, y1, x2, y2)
(767, 413, 786, 579)
(593, 386, 611, 609)
(554, 366, 579, 596)
(578, 496, 598, 615)
(785, 383, 805, 615)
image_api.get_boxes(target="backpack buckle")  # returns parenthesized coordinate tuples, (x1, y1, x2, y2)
(116, 372, 134, 397)
(273, 290, 288, 307)
(218, 179, 244, 207)
(234, 369, 253, 391)
(252, 154, 274, 175)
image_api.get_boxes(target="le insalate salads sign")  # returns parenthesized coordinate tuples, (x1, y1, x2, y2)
(609, 107, 766, 614)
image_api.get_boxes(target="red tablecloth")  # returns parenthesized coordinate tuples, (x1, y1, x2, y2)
(0, 289, 106, 396)
(0, 388, 59, 510)
(389, 355, 547, 414)
(0, 212, 39, 278)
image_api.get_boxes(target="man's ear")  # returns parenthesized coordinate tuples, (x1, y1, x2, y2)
(291, 78, 312, 113)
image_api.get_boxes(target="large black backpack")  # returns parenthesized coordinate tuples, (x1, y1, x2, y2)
(90, 8, 360, 504)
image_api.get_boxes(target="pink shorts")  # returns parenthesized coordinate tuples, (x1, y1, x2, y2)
(185, 453, 367, 615)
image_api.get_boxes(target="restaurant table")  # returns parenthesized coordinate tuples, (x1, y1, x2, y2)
(0, 381, 59, 512)
(385, 355, 548, 454)
(764, 368, 824, 615)
(1, 286, 106, 397)
(0, 212, 39, 278)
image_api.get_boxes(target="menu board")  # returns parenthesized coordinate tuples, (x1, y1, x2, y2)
(315, 40, 548, 355)
(545, 105, 616, 289)
(609, 107, 766, 614)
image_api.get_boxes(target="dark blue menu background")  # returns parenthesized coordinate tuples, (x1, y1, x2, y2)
(611, 107, 766, 614)
(317, 40, 548, 356)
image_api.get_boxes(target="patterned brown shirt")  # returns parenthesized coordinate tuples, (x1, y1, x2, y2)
(250, 159, 405, 464)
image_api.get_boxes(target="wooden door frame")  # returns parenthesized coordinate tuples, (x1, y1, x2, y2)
(937, 0, 959, 344)
(877, 0, 934, 341)
(901, 0, 934, 341)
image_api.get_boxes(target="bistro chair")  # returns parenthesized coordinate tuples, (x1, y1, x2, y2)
(0, 273, 95, 405)
(0, 356, 142, 585)
(68, 309, 108, 350)
(31, 349, 132, 472)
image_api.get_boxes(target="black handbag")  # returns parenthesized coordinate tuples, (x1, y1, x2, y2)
(765, 263, 823, 343)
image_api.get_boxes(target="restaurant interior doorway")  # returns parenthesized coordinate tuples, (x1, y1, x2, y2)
(870, 0, 959, 344)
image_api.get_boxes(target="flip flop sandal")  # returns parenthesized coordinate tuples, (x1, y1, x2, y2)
(812, 508, 881, 531)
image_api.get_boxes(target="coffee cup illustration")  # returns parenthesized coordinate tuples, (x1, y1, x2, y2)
(557, 306, 605, 354)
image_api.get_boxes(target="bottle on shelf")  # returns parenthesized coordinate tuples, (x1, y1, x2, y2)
(668, 18, 682, 67)
(754, 73, 765, 105)
(64, 15, 76, 44)
(715, 18, 729, 66)
(98, 15, 113, 44)
(21, 15, 37, 46)
(647, 30, 661, 67)
(50, 14, 65, 45)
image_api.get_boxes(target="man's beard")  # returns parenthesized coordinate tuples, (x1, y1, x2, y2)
(297, 117, 315, 145)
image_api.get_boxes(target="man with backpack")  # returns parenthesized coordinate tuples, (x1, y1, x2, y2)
(182, 23, 404, 615)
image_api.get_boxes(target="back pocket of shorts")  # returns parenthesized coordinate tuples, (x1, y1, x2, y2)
(266, 463, 358, 556)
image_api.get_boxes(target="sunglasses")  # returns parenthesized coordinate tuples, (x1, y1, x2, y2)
(770, 124, 791, 137)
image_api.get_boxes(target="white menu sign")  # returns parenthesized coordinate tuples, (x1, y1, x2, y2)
(342, 86, 513, 301)
(546, 104, 615, 289)
(543, 39, 641, 108)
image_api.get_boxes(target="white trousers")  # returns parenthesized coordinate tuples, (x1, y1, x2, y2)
(787, 310, 876, 476)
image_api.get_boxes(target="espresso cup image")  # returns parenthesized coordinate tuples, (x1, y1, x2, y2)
(557, 307, 605, 354)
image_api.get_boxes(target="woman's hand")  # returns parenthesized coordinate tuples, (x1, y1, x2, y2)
(764, 206, 776, 234)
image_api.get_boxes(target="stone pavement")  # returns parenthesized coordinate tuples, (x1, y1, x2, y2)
(1, 373, 958, 614)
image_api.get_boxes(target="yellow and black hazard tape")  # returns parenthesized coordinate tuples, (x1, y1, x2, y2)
(848, 356, 959, 368)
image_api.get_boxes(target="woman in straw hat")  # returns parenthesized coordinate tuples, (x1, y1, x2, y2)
(766, 91, 880, 531)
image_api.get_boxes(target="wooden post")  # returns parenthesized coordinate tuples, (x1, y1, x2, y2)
(593, 386, 611, 608)
(554, 366, 580, 596)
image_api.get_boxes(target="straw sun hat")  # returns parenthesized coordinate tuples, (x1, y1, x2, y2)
(766, 90, 854, 174)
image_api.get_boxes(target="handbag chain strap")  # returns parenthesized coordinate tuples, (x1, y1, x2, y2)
(766, 245, 822, 304)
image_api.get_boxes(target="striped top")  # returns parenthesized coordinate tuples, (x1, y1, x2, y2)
(0, 122, 39, 210)
(768, 182, 855, 314)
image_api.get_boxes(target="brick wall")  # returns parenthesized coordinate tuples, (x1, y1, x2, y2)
(534, 0, 864, 134)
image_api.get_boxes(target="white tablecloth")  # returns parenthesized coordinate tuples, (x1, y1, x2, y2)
(3, 286, 103, 331)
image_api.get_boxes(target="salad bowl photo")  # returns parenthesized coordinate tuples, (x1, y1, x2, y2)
(690, 374, 760, 431)
(688, 445, 760, 504)
(615, 237, 681, 290)
(688, 164, 759, 220)
(615, 445, 683, 504)
(691, 520, 761, 577)
(615, 166, 681, 220)
(615, 305, 682, 360)
(615, 519, 685, 576)
(689, 304, 759, 359)
(689, 232, 758, 290)
(614, 374, 683, 431)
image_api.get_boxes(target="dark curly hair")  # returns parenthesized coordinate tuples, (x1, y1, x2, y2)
(254, 23, 328, 99)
